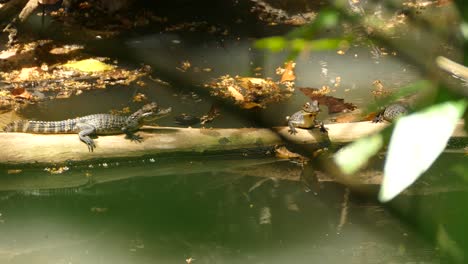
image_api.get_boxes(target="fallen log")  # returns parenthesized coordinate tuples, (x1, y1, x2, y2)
(0, 0, 29, 23)
(0, 121, 466, 165)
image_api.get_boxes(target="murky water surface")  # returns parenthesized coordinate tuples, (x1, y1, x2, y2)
(1, 1, 464, 263)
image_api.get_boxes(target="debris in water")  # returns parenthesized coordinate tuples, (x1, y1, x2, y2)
(299, 87, 357, 114)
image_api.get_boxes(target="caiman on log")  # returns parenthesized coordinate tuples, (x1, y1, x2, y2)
(3, 102, 172, 152)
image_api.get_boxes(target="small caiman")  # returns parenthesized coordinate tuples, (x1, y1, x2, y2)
(3, 102, 172, 152)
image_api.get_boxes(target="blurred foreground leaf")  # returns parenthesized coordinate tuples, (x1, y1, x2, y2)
(379, 99, 467, 202)
(255, 36, 287, 52)
(287, 9, 339, 39)
(334, 133, 384, 175)
(255, 37, 345, 53)
(255, 9, 342, 54)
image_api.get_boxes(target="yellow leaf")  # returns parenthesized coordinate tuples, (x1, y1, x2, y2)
(227, 85, 244, 102)
(62, 59, 114, 72)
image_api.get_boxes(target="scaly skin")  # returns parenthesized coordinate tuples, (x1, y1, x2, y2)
(373, 103, 408, 123)
(3, 102, 172, 152)
(287, 101, 327, 135)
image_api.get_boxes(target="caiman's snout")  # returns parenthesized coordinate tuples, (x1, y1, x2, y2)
(156, 107, 172, 117)
(142, 106, 172, 122)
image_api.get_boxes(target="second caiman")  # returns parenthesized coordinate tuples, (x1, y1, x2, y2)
(3, 102, 172, 152)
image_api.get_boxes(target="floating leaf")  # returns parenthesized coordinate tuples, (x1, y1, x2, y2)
(334, 133, 384, 175)
(299, 87, 357, 114)
(0, 48, 17, 59)
(379, 99, 467, 202)
(62, 59, 114, 72)
(280, 61, 296, 83)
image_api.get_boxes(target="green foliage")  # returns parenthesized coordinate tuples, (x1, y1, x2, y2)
(254, 37, 346, 53)
(334, 133, 384, 175)
(254, 9, 344, 54)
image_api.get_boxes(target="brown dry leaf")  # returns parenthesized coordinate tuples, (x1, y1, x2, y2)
(177, 60, 191, 72)
(334, 77, 341, 88)
(237, 77, 271, 89)
(110, 106, 131, 115)
(49, 44, 84, 55)
(7, 169, 22, 174)
(372, 80, 392, 99)
(0, 48, 17, 59)
(299, 87, 357, 114)
(275, 146, 304, 159)
(11, 87, 33, 100)
(44, 166, 69, 174)
(11, 87, 26, 96)
(362, 112, 378, 122)
(280, 61, 296, 83)
(39, 0, 59, 4)
(122, 107, 131, 114)
(317, 85, 331, 95)
(79, 1, 92, 9)
(312, 148, 328, 158)
(15, 90, 33, 100)
(330, 110, 363, 123)
(133, 93, 147, 102)
(17, 67, 40, 81)
(149, 76, 170, 86)
(56, 90, 72, 99)
(200, 104, 220, 125)
(227, 85, 244, 102)
(206, 74, 292, 109)
(241, 102, 262, 109)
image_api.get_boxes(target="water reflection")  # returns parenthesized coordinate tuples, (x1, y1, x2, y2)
(0, 156, 438, 263)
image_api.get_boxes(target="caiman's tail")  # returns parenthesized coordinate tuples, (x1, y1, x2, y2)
(3, 120, 76, 133)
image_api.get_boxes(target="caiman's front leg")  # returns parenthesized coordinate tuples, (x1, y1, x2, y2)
(77, 123, 97, 152)
(288, 121, 298, 135)
(315, 120, 328, 133)
(125, 132, 143, 142)
(122, 127, 143, 142)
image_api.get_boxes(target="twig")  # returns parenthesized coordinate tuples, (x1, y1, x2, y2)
(336, 187, 350, 234)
